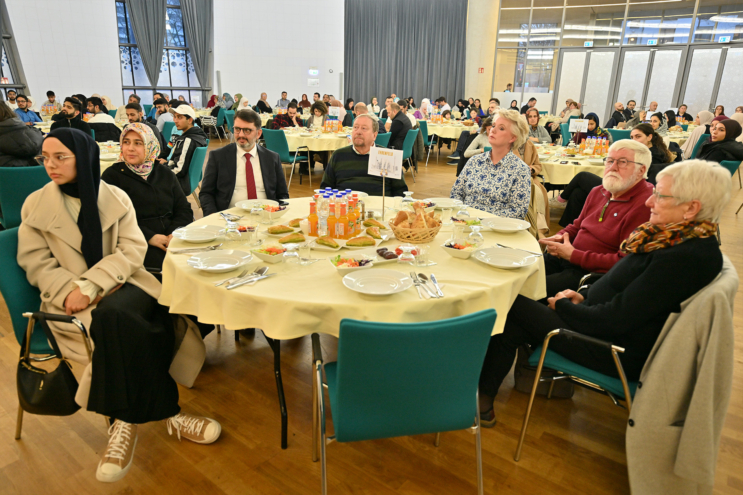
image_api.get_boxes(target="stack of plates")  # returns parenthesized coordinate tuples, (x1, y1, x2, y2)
(172, 225, 224, 243)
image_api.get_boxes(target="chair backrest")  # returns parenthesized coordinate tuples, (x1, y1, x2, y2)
(107, 109, 117, 118)
(143, 104, 153, 115)
(539, 111, 548, 115)
(375, 132, 391, 148)
(0, 228, 53, 354)
(89, 122, 121, 143)
(401, 128, 419, 160)
(90, 128, 95, 140)
(188, 147, 208, 193)
(379, 118, 387, 126)
(720, 160, 741, 177)
(161, 121, 176, 143)
(607, 128, 631, 142)
(691, 134, 710, 159)
(332, 309, 497, 442)
(680, 124, 688, 131)
(261, 129, 292, 163)
(224, 110, 235, 132)
(567, 115, 579, 125)
(560, 123, 571, 145)
(0, 166, 51, 229)
(418, 120, 431, 146)
(216, 107, 226, 126)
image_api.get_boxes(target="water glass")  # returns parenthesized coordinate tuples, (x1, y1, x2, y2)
(298, 243, 312, 265)
(260, 209, 273, 225)
(283, 244, 300, 263)
(415, 245, 430, 266)
(442, 207, 453, 225)
(467, 226, 485, 248)
(451, 224, 465, 242)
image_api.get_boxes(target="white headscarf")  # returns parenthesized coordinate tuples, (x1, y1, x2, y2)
(730, 113, 743, 143)
(680, 110, 714, 158)
(238, 96, 250, 110)
(419, 98, 431, 118)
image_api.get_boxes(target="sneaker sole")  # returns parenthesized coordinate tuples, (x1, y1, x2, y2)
(96, 435, 137, 483)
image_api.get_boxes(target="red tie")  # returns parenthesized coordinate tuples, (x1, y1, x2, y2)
(245, 152, 257, 200)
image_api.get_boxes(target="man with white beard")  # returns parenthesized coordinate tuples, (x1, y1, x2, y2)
(538, 140, 653, 298)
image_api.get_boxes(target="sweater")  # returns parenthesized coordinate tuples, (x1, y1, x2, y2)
(528, 125, 551, 144)
(320, 145, 408, 197)
(464, 133, 490, 158)
(50, 115, 92, 136)
(558, 180, 652, 273)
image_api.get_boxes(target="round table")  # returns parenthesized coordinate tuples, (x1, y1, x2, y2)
(423, 122, 467, 139)
(667, 133, 689, 146)
(284, 131, 350, 152)
(539, 115, 561, 127)
(159, 196, 547, 339)
(536, 145, 605, 184)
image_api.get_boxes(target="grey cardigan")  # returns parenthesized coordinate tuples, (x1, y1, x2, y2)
(464, 132, 490, 158)
(529, 125, 551, 143)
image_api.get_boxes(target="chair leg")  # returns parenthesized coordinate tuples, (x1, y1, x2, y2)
(475, 390, 484, 495)
(736, 201, 743, 215)
(312, 361, 319, 462)
(514, 343, 551, 461)
(738, 168, 741, 189)
(14, 404, 23, 440)
(288, 161, 296, 188)
(191, 187, 201, 208)
(425, 144, 432, 167)
(317, 364, 328, 495)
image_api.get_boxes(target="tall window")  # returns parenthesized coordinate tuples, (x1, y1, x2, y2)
(116, 0, 202, 106)
(0, 0, 27, 99)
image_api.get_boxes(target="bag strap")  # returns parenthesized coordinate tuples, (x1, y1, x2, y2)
(18, 313, 67, 361)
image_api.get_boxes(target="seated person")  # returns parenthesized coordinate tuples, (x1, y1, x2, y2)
(153, 97, 174, 132)
(14, 94, 42, 125)
(164, 105, 207, 195)
(354, 102, 378, 122)
(271, 102, 304, 129)
(397, 98, 416, 128)
(385, 102, 412, 152)
(549, 100, 580, 133)
(650, 112, 668, 137)
(115, 94, 140, 122)
(572, 113, 612, 144)
(86, 97, 115, 124)
(342, 99, 355, 127)
(200, 109, 288, 216)
(680, 110, 714, 158)
(379, 96, 393, 120)
(676, 104, 693, 122)
(478, 159, 731, 426)
(526, 108, 550, 144)
(698, 119, 743, 163)
(0, 101, 42, 167)
(256, 93, 272, 114)
(320, 114, 407, 197)
(18, 128, 220, 483)
(631, 123, 680, 184)
(101, 123, 192, 271)
(538, 140, 652, 297)
(610, 102, 628, 126)
(307, 101, 329, 129)
(450, 109, 531, 219)
(463, 118, 492, 158)
(124, 102, 169, 161)
(50, 97, 92, 135)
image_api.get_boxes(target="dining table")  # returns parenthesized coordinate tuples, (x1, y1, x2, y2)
(421, 121, 469, 140)
(159, 196, 547, 449)
(283, 129, 351, 152)
(535, 144, 606, 185)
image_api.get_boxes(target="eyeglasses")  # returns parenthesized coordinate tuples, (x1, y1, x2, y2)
(650, 188, 677, 201)
(34, 155, 74, 166)
(233, 126, 256, 135)
(603, 157, 640, 169)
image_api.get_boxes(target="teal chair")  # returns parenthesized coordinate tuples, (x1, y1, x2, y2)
(401, 128, 419, 183)
(161, 121, 176, 144)
(311, 309, 497, 494)
(690, 134, 710, 159)
(539, 111, 548, 115)
(514, 328, 636, 462)
(90, 129, 95, 140)
(374, 132, 391, 148)
(560, 123, 571, 146)
(262, 128, 310, 187)
(107, 109, 117, 118)
(143, 104, 153, 115)
(188, 146, 208, 207)
(680, 124, 688, 131)
(0, 166, 51, 229)
(215, 107, 227, 141)
(418, 120, 438, 166)
(224, 110, 235, 141)
(379, 118, 387, 126)
(607, 128, 631, 142)
(720, 160, 741, 189)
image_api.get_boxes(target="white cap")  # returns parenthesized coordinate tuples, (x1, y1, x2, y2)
(170, 104, 196, 120)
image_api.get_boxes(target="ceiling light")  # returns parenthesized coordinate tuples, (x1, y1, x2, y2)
(626, 21, 691, 28)
(564, 24, 622, 32)
(708, 15, 743, 24)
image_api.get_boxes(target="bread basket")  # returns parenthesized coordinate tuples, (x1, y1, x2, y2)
(389, 222, 442, 244)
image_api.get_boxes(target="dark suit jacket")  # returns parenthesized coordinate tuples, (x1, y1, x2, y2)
(388, 111, 412, 151)
(199, 143, 289, 216)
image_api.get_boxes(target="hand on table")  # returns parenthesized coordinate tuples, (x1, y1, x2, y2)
(149, 234, 172, 252)
(539, 233, 574, 261)
(547, 289, 584, 310)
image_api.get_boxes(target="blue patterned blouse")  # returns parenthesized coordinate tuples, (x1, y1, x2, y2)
(450, 150, 531, 219)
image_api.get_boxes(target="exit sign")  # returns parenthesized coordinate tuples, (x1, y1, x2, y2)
(719, 36, 731, 43)
(478, 67, 484, 73)
(647, 39, 658, 45)
(584, 41, 593, 47)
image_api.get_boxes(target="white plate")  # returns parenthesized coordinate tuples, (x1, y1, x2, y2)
(235, 199, 279, 210)
(172, 225, 224, 243)
(342, 269, 413, 296)
(308, 237, 343, 251)
(300, 133, 314, 137)
(339, 236, 386, 250)
(251, 247, 286, 263)
(100, 153, 119, 161)
(186, 250, 253, 273)
(481, 217, 531, 234)
(473, 247, 539, 270)
(425, 197, 463, 209)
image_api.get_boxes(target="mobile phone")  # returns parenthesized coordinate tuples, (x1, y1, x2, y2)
(560, 161, 568, 164)
(279, 200, 290, 207)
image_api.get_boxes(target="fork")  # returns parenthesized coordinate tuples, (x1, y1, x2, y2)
(214, 268, 248, 287)
(169, 243, 224, 254)
(410, 272, 424, 299)
(411, 272, 438, 298)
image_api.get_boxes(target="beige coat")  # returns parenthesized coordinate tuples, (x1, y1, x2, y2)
(17, 181, 205, 406)
(515, 141, 549, 235)
(626, 255, 738, 494)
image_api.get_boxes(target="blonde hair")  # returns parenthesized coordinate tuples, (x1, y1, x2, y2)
(496, 109, 528, 150)
(388, 102, 401, 113)
(656, 160, 732, 223)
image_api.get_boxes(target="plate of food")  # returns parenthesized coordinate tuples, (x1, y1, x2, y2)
(328, 254, 374, 274)
(480, 217, 531, 234)
(342, 269, 413, 296)
(251, 245, 286, 263)
(355, 247, 399, 264)
(309, 236, 342, 252)
(277, 232, 305, 245)
(172, 225, 224, 243)
(473, 247, 539, 270)
(264, 225, 298, 237)
(441, 240, 476, 259)
(424, 197, 463, 210)
(187, 250, 253, 273)
(451, 217, 482, 232)
(235, 199, 279, 210)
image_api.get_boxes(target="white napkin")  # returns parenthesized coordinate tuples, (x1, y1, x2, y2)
(421, 282, 446, 299)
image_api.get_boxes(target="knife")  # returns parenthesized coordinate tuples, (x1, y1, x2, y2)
(226, 273, 276, 290)
(429, 273, 444, 297)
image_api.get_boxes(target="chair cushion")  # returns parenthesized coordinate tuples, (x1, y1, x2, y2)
(324, 361, 340, 425)
(528, 347, 637, 399)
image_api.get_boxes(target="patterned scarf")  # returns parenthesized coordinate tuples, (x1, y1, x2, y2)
(620, 220, 717, 254)
(119, 123, 160, 178)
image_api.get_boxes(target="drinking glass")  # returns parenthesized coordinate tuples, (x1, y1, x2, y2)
(455, 204, 470, 220)
(298, 243, 313, 265)
(283, 243, 300, 263)
(415, 245, 430, 266)
(401, 191, 415, 210)
(451, 224, 465, 242)
(260, 209, 273, 225)
(442, 207, 453, 225)
(467, 226, 485, 248)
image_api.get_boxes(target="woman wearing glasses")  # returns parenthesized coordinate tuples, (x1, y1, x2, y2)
(478, 159, 730, 427)
(19, 128, 220, 483)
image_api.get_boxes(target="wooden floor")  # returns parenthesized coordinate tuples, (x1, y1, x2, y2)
(1, 142, 742, 494)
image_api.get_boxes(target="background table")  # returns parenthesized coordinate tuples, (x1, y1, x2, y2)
(284, 131, 350, 152)
(536, 145, 605, 184)
(423, 122, 468, 140)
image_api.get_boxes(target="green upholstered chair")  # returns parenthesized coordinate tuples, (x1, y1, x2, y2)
(418, 120, 438, 166)
(401, 128, 419, 183)
(607, 128, 631, 142)
(0, 166, 51, 229)
(374, 132, 391, 148)
(262, 128, 310, 187)
(161, 121, 176, 144)
(690, 134, 710, 159)
(187, 146, 208, 207)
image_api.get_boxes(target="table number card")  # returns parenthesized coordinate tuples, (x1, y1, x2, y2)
(368, 147, 403, 179)
(569, 119, 589, 133)
(328, 107, 341, 117)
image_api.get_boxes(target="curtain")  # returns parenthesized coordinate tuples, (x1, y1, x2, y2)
(344, 0, 467, 107)
(180, 0, 212, 90)
(126, 0, 166, 88)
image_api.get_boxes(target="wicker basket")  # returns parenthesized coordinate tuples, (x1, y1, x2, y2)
(388, 221, 443, 244)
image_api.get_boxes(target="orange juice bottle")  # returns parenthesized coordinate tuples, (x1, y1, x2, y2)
(579, 139, 586, 154)
(327, 201, 337, 239)
(347, 199, 356, 238)
(308, 201, 318, 236)
(336, 204, 348, 239)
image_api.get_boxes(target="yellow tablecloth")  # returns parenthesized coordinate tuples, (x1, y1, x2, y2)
(424, 123, 467, 139)
(667, 133, 689, 146)
(159, 197, 547, 339)
(539, 116, 561, 127)
(536, 146, 605, 184)
(284, 132, 349, 152)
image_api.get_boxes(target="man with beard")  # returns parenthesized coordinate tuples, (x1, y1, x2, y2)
(538, 140, 653, 298)
(50, 97, 92, 135)
(6, 89, 18, 110)
(199, 109, 288, 215)
(125, 102, 169, 160)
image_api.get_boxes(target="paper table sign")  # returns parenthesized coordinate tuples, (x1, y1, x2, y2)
(328, 107, 340, 117)
(368, 147, 403, 179)
(569, 119, 589, 133)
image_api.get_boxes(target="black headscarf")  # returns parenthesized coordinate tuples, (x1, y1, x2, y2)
(46, 128, 103, 268)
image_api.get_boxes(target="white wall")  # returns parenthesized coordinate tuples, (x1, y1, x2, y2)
(7, 0, 123, 107)
(213, 0, 344, 106)
(465, 0, 499, 102)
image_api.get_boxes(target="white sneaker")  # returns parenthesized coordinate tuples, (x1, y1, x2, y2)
(96, 420, 137, 483)
(549, 197, 567, 210)
(166, 412, 221, 445)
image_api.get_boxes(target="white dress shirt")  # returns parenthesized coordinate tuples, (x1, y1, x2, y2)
(230, 144, 267, 207)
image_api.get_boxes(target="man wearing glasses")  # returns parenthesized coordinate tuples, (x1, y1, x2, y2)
(199, 109, 288, 216)
(538, 140, 653, 298)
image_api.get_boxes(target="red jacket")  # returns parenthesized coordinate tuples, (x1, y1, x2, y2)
(559, 180, 652, 273)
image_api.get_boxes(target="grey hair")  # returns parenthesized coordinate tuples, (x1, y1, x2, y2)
(656, 160, 732, 223)
(354, 113, 378, 133)
(496, 109, 528, 150)
(608, 139, 651, 178)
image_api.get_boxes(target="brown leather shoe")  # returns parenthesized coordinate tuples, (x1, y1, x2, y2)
(96, 420, 138, 482)
(166, 412, 221, 444)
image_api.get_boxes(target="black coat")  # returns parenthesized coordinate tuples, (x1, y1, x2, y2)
(101, 162, 193, 271)
(199, 143, 289, 217)
(50, 115, 92, 136)
(168, 125, 208, 195)
(89, 122, 122, 143)
(0, 118, 43, 167)
(388, 111, 412, 151)
(698, 139, 743, 163)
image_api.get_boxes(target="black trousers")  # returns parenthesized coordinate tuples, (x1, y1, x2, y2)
(86, 284, 180, 424)
(479, 295, 628, 399)
(558, 172, 602, 227)
(544, 252, 591, 299)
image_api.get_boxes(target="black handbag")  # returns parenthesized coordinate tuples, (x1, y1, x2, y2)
(17, 313, 81, 416)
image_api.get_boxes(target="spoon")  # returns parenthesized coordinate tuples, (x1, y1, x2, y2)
(169, 242, 223, 254)
(417, 273, 441, 298)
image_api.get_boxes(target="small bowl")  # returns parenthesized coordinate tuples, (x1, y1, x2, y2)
(251, 248, 286, 264)
(441, 243, 474, 259)
(329, 258, 374, 274)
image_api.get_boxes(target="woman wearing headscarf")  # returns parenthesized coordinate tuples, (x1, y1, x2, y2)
(229, 93, 242, 111)
(698, 118, 743, 163)
(298, 94, 311, 109)
(18, 128, 219, 483)
(680, 110, 714, 158)
(650, 112, 669, 136)
(236, 96, 251, 111)
(223, 93, 235, 110)
(100, 96, 112, 113)
(414, 98, 431, 120)
(559, 99, 574, 118)
(101, 123, 192, 271)
(730, 113, 743, 143)
(454, 99, 467, 118)
(206, 95, 217, 108)
(256, 93, 272, 114)
(509, 100, 519, 111)
(573, 112, 612, 144)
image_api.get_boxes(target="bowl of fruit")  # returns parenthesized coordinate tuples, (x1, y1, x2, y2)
(441, 240, 476, 259)
(329, 255, 374, 274)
